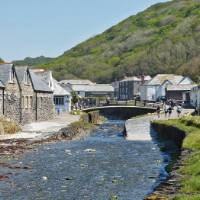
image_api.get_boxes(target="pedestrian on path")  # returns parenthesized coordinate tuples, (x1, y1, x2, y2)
(168, 106, 172, 118)
(156, 105, 161, 118)
(163, 103, 169, 118)
(177, 105, 182, 118)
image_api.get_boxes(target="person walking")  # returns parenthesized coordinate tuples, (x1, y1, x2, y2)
(156, 105, 161, 118)
(163, 103, 169, 118)
(177, 104, 182, 118)
(168, 105, 172, 118)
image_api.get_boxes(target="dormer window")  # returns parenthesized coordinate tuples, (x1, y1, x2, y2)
(9, 69, 14, 83)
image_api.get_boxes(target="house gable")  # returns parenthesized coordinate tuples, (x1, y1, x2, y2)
(179, 77, 194, 85)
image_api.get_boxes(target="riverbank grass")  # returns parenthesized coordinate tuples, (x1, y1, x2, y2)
(0, 117, 21, 134)
(153, 116, 200, 199)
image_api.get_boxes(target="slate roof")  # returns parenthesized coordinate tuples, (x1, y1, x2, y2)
(147, 74, 184, 85)
(72, 84, 114, 93)
(15, 66, 28, 83)
(52, 79, 71, 96)
(0, 63, 13, 84)
(35, 71, 71, 96)
(0, 80, 4, 88)
(167, 84, 197, 91)
(29, 70, 52, 93)
(60, 79, 94, 85)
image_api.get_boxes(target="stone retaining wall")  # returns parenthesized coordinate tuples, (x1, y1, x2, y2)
(151, 122, 186, 148)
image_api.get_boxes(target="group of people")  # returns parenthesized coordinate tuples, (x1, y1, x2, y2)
(156, 100, 182, 118)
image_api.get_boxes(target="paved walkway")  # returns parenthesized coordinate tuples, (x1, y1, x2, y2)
(125, 108, 194, 141)
(0, 113, 80, 141)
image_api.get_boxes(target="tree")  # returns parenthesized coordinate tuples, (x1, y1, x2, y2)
(71, 91, 79, 105)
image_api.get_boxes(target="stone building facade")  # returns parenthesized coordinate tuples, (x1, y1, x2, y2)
(0, 64, 54, 124)
(0, 64, 21, 123)
(16, 67, 35, 124)
(119, 76, 151, 100)
(29, 70, 54, 122)
(36, 93, 54, 121)
(0, 81, 4, 116)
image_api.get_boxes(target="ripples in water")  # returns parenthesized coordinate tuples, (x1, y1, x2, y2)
(0, 120, 168, 200)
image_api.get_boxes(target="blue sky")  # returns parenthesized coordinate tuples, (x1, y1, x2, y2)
(0, 0, 168, 61)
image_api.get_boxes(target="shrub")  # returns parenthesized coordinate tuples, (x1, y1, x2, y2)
(0, 117, 21, 134)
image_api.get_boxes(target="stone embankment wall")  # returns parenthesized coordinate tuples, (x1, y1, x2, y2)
(151, 122, 186, 148)
(145, 122, 187, 200)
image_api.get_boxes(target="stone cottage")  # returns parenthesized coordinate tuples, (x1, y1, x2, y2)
(0, 64, 21, 122)
(29, 70, 54, 121)
(0, 64, 54, 124)
(15, 66, 35, 124)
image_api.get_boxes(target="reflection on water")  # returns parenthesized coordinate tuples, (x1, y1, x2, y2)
(0, 120, 167, 200)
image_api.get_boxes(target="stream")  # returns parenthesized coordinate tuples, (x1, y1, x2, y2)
(0, 120, 177, 200)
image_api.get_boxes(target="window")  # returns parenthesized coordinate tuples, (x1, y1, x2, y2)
(54, 97, 64, 105)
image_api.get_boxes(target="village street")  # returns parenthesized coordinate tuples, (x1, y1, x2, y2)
(0, 113, 80, 142)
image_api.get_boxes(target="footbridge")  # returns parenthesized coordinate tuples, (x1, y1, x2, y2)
(83, 105, 156, 120)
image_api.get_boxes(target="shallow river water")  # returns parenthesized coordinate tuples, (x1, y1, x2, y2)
(0, 120, 171, 200)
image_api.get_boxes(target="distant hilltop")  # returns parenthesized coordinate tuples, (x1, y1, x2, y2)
(13, 0, 200, 83)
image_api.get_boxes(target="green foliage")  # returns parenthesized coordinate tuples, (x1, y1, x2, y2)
(0, 117, 21, 134)
(71, 91, 79, 105)
(153, 116, 200, 199)
(13, 56, 52, 66)
(14, 0, 200, 83)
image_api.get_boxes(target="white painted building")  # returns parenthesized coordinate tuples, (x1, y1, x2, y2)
(140, 74, 193, 102)
(190, 85, 200, 109)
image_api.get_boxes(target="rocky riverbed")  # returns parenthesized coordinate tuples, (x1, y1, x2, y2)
(0, 119, 177, 200)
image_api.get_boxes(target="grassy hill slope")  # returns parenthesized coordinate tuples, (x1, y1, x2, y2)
(14, 56, 52, 67)
(15, 0, 200, 83)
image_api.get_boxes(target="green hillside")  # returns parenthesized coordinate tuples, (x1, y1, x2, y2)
(14, 56, 52, 67)
(15, 0, 200, 83)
